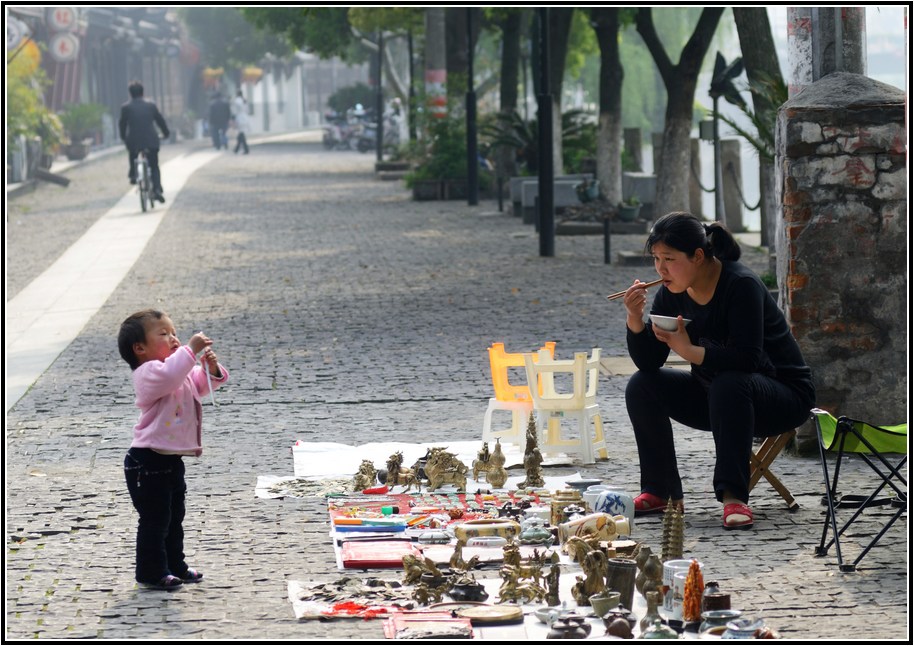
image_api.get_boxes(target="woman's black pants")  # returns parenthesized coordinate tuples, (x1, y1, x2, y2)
(625, 369, 811, 504)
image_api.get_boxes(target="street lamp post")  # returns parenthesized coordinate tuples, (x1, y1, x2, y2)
(466, 8, 478, 206)
(537, 8, 554, 257)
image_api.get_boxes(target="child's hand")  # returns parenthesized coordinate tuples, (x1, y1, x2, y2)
(201, 347, 222, 378)
(188, 332, 213, 355)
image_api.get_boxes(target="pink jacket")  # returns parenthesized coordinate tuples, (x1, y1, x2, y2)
(130, 345, 228, 456)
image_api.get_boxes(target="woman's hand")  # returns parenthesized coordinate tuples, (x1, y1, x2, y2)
(624, 280, 651, 333)
(652, 317, 704, 364)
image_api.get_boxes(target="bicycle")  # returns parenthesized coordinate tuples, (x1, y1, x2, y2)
(135, 149, 154, 212)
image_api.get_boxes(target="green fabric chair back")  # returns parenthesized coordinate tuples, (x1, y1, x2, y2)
(812, 408, 907, 454)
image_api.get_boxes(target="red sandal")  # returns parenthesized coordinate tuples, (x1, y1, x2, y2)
(722, 502, 754, 530)
(633, 492, 668, 516)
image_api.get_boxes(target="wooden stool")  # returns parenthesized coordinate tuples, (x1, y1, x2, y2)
(749, 430, 799, 510)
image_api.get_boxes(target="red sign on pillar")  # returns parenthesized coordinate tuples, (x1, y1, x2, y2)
(49, 32, 79, 63)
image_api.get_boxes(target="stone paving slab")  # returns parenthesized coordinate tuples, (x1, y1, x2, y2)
(4, 136, 907, 641)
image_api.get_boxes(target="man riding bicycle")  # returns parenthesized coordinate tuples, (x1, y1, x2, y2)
(119, 80, 170, 203)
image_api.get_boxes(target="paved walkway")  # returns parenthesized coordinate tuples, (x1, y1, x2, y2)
(4, 134, 907, 640)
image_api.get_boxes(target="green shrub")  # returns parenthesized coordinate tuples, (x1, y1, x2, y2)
(59, 103, 107, 143)
(404, 117, 493, 190)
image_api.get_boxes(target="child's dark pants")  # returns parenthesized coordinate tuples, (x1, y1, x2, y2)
(124, 448, 188, 584)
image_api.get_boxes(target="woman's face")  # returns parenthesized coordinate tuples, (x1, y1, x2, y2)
(650, 242, 702, 293)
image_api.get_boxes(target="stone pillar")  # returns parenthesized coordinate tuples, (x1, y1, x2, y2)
(786, 7, 813, 97)
(720, 139, 744, 232)
(776, 72, 906, 429)
(689, 138, 702, 218)
(624, 127, 643, 172)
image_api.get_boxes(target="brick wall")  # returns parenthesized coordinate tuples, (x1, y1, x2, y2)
(776, 72, 907, 428)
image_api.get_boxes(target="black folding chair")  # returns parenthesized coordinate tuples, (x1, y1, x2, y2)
(810, 408, 907, 572)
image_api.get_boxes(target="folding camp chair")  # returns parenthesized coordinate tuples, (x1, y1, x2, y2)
(748, 430, 799, 510)
(810, 408, 908, 572)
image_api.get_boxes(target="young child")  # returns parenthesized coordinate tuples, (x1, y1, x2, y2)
(118, 309, 228, 589)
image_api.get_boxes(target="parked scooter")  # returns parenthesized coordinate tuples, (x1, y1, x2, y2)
(322, 111, 358, 150)
(356, 112, 401, 153)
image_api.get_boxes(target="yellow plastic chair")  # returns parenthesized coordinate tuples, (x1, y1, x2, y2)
(482, 342, 556, 446)
(811, 408, 907, 571)
(523, 347, 607, 464)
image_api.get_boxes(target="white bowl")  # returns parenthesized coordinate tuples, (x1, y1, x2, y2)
(650, 314, 691, 332)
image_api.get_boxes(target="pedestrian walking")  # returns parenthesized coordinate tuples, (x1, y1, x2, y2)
(118, 310, 229, 589)
(232, 90, 250, 154)
(208, 92, 231, 150)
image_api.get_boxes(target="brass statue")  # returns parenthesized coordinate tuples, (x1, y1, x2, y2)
(423, 447, 469, 492)
(519, 413, 545, 488)
(351, 459, 377, 491)
(571, 549, 609, 606)
(486, 437, 509, 489)
(472, 442, 491, 482)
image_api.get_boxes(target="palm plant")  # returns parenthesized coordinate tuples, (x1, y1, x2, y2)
(481, 109, 595, 174)
(716, 72, 787, 163)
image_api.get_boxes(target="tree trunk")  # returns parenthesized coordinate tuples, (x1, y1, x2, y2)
(733, 7, 783, 258)
(425, 8, 447, 120)
(495, 10, 523, 179)
(548, 8, 574, 175)
(636, 7, 724, 216)
(591, 8, 624, 205)
(445, 8, 481, 99)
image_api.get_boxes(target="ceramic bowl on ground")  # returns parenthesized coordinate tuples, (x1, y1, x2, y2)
(565, 478, 602, 492)
(649, 314, 691, 332)
(534, 606, 563, 624)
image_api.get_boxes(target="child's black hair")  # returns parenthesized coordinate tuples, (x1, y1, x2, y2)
(118, 309, 166, 370)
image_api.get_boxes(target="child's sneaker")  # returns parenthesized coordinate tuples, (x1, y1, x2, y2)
(144, 575, 183, 590)
(180, 568, 203, 583)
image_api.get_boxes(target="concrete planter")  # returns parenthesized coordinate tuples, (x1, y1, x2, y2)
(64, 143, 90, 161)
(411, 179, 442, 201)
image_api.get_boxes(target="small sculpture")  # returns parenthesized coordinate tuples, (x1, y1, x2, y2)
(449, 538, 468, 571)
(351, 459, 377, 491)
(640, 553, 664, 598)
(682, 559, 705, 622)
(571, 549, 608, 605)
(545, 562, 561, 607)
(519, 413, 545, 488)
(485, 438, 509, 489)
(472, 442, 491, 482)
(423, 447, 469, 491)
(385, 451, 421, 492)
(497, 564, 546, 604)
(661, 498, 684, 561)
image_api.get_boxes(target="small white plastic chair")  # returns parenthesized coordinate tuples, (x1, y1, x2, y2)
(524, 348, 607, 464)
(482, 342, 555, 446)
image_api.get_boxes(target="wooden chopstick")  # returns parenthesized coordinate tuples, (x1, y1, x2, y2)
(606, 278, 663, 301)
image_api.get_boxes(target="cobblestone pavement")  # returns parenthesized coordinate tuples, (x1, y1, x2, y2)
(5, 135, 908, 641)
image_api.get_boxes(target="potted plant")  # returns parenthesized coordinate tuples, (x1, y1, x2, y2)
(575, 178, 601, 203)
(617, 196, 642, 222)
(404, 117, 493, 200)
(59, 103, 107, 160)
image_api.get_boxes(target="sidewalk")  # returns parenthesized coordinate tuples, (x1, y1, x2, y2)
(4, 137, 907, 641)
